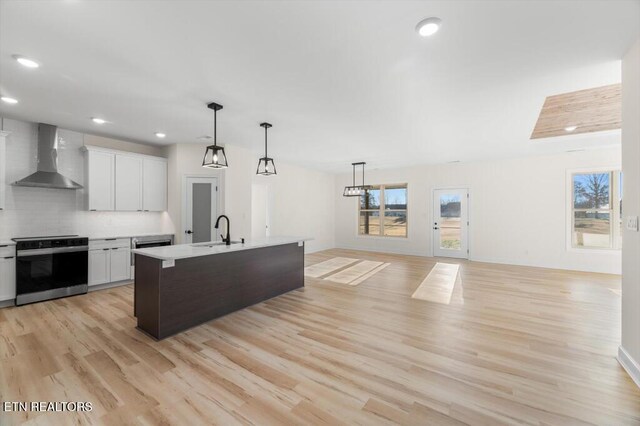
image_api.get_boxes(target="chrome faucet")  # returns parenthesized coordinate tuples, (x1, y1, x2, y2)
(214, 215, 231, 245)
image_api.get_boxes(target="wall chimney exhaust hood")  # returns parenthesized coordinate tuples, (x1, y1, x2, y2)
(13, 123, 83, 190)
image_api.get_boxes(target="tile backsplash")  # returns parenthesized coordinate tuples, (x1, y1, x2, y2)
(0, 118, 174, 240)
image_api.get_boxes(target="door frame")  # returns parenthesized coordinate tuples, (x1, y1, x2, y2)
(182, 175, 220, 244)
(431, 187, 470, 259)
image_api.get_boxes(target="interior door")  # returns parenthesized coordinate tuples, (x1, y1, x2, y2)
(251, 184, 271, 239)
(433, 188, 469, 258)
(184, 177, 218, 244)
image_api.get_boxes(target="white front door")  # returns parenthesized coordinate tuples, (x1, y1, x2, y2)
(433, 188, 469, 258)
(184, 177, 218, 244)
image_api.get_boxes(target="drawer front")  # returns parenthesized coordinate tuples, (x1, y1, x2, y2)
(0, 244, 16, 258)
(89, 238, 130, 250)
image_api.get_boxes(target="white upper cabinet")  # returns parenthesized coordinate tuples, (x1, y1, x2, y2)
(0, 131, 9, 211)
(115, 154, 143, 211)
(83, 146, 167, 212)
(86, 150, 115, 211)
(143, 158, 167, 212)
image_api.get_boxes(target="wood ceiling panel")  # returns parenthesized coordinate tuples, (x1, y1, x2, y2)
(531, 83, 621, 139)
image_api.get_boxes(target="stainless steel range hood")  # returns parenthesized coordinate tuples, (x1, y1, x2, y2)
(13, 123, 83, 190)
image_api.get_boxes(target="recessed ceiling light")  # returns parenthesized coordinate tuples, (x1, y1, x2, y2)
(92, 117, 106, 124)
(13, 55, 40, 68)
(416, 17, 442, 37)
(565, 125, 577, 132)
(1, 96, 18, 104)
(155, 132, 166, 138)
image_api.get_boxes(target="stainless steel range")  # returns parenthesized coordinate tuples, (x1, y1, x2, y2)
(13, 235, 89, 306)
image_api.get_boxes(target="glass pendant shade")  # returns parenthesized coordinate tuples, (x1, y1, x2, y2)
(202, 102, 228, 169)
(256, 122, 277, 176)
(256, 157, 276, 175)
(343, 185, 365, 197)
(343, 162, 369, 197)
(202, 145, 228, 169)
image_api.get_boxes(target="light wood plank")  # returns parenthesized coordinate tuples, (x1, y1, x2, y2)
(531, 83, 621, 139)
(0, 248, 637, 425)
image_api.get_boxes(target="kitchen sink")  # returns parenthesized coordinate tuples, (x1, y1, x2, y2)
(191, 241, 241, 248)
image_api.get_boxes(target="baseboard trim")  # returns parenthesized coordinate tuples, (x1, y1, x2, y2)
(88, 280, 133, 292)
(618, 345, 640, 388)
(334, 244, 428, 258)
(0, 299, 15, 309)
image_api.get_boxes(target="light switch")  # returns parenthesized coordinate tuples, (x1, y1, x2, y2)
(626, 216, 639, 231)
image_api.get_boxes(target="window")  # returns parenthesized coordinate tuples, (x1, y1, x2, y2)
(359, 184, 407, 237)
(571, 170, 622, 249)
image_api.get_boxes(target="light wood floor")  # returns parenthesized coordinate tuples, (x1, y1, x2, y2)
(1, 248, 638, 425)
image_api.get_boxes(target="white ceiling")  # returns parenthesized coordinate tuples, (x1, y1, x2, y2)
(0, 0, 638, 172)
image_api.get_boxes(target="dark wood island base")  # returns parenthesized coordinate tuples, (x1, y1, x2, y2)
(134, 242, 304, 340)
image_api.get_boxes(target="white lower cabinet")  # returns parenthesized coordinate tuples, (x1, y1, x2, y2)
(89, 249, 110, 286)
(89, 239, 131, 286)
(110, 247, 131, 283)
(0, 255, 16, 301)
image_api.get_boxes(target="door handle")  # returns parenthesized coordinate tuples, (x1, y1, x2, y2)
(185, 230, 193, 235)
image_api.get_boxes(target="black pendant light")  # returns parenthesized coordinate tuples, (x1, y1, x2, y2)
(343, 162, 370, 197)
(256, 122, 277, 176)
(202, 102, 229, 169)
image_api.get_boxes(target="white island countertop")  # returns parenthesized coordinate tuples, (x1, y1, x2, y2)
(132, 236, 312, 261)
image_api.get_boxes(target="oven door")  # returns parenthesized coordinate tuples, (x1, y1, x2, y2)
(16, 247, 89, 296)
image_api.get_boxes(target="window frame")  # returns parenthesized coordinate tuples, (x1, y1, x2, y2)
(357, 183, 408, 238)
(567, 167, 622, 251)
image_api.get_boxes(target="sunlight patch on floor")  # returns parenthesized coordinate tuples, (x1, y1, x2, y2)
(411, 262, 462, 305)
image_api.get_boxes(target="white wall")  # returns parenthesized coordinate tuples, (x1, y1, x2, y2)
(620, 38, 640, 384)
(252, 162, 335, 253)
(166, 142, 335, 252)
(0, 117, 172, 240)
(335, 147, 621, 274)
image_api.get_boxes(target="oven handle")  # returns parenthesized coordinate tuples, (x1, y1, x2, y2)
(17, 246, 89, 257)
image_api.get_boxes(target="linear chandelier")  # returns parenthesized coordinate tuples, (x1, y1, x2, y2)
(343, 162, 370, 197)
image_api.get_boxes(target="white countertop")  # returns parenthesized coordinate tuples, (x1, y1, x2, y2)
(132, 236, 311, 260)
(0, 240, 16, 246)
(89, 232, 174, 241)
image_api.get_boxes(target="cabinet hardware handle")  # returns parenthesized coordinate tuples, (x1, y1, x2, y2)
(105, 238, 116, 241)
(3, 256, 14, 259)
(103, 248, 110, 251)
(90, 209, 97, 211)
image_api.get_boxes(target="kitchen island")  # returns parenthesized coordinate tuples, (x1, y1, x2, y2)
(132, 236, 309, 340)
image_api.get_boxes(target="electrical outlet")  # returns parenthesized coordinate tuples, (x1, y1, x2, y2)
(626, 216, 639, 231)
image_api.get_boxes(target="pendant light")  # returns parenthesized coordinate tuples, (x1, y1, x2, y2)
(343, 162, 370, 197)
(256, 122, 277, 176)
(202, 102, 229, 169)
